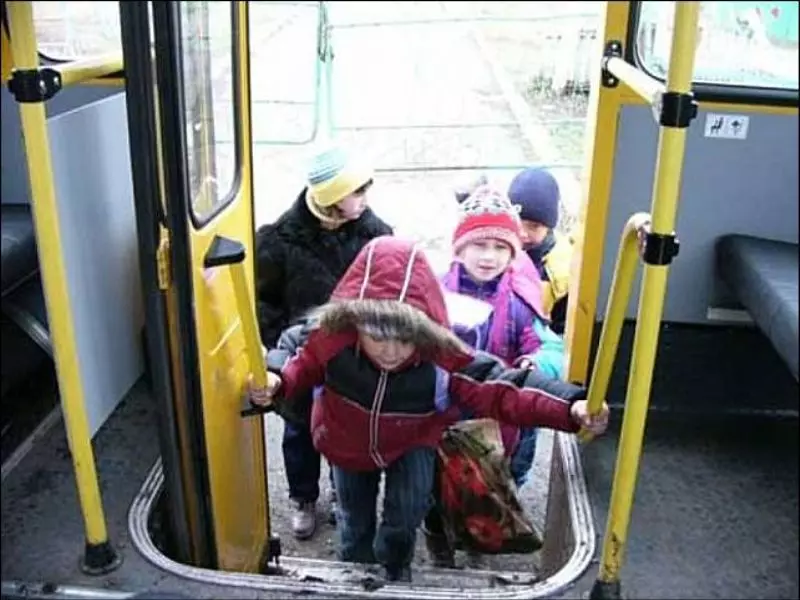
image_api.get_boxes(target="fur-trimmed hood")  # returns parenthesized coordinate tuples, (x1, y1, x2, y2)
(310, 236, 471, 357)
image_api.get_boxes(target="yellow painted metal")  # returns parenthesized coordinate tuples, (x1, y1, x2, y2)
(604, 56, 665, 106)
(5, 1, 111, 547)
(193, 255, 268, 572)
(181, 2, 269, 572)
(2, 25, 12, 81)
(77, 76, 126, 87)
(578, 213, 650, 444)
(565, 2, 796, 386)
(596, 1, 701, 585)
(564, 1, 632, 385)
(230, 263, 268, 390)
(53, 54, 123, 87)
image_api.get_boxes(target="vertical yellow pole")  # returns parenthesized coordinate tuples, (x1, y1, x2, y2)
(2, 26, 13, 82)
(591, 3, 700, 598)
(564, 2, 631, 386)
(6, 1, 121, 575)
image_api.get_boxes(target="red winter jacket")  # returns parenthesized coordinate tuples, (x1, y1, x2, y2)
(275, 236, 580, 472)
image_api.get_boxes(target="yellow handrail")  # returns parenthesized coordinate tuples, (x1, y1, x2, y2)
(604, 56, 666, 106)
(229, 262, 269, 390)
(578, 212, 651, 444)
(5, 1, 121, 575)
(53, 54, 123, 87)
(590, 3, 700, 598)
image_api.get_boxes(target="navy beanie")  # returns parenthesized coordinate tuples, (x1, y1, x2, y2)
(508, 167, 560, 229)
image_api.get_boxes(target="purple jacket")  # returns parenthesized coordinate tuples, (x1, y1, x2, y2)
(441, 254, 548, 456)
(441, 256, 547, 366)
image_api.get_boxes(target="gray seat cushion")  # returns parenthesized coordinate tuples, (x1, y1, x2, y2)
(716, 234, 798, 381)
(1, 204, 39, 297)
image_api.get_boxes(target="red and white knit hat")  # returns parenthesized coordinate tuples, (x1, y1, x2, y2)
(452, 185, 523, 258)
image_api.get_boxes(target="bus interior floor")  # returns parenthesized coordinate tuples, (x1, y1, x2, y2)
(4, 370, 797, 599)
(581, 409, 799, 599)
(1, 362, 59, 470)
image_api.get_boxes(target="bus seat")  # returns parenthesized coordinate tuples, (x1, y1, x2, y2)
(1, 203, 52, 398)
(1, 203, 51, 359)
(716, 234, 799, 381)
(1, 204, 39, 298)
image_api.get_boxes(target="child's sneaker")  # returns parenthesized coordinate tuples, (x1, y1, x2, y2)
(291, 501, 317, 540)
(422, 526, 456, 568)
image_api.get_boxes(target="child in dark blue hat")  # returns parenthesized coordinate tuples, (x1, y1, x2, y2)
(507, 167, 574, 334)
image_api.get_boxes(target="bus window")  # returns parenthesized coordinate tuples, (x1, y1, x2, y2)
(248, 2, 321, 147)
(179, 1, 238, 224)
(32, 1, 121, 61)
(636, 1, 798, 90)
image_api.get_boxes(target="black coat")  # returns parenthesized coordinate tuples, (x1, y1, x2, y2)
(255, 189, 393, 346)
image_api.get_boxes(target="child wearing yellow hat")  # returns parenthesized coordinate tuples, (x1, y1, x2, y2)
(255, 142, 393, 541)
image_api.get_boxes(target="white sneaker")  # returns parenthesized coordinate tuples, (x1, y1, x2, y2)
(291, 501, 317, 540)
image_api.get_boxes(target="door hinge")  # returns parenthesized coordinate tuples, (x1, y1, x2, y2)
(156, 229, 171, 290)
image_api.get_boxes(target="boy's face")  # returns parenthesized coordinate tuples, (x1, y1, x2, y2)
(358, 332, 416, 371)
(332, 183, 371, 221)
(520, 220, 549, 248)
(460, 239, 513, 283)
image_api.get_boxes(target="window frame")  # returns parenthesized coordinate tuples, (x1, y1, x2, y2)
(625, 1, 799, 107)
(179, 1, 243, 229)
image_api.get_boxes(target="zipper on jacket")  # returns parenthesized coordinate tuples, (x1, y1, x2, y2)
(369, 370, 389, 468)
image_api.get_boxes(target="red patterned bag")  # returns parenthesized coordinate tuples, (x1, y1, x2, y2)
(434, 419, 542, 555)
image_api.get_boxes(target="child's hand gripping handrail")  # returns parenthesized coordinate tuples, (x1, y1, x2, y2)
(202, 235, 275, 418)
(231, 262, 276, 417)
(578, 213, 652, 443)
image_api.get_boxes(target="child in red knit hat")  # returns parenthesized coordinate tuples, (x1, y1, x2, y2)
(442, 184, 564, 471)
(424, 184, 568, 566)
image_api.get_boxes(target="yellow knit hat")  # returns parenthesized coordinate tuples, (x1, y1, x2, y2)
(306, 143, 374, 208)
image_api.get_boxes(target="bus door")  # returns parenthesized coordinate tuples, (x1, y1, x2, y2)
(132, 1, 271, 573)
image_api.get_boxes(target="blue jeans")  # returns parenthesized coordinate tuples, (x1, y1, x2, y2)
(331, 447, 436, 569)
(282, 420, 333, 503)
(509, 427, 539, 488)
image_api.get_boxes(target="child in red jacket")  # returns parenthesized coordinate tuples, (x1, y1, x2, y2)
(249, 236, 608, 582)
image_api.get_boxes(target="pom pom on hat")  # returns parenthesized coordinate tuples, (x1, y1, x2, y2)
(452, 185, 522, 258)
(453, 174, 488, 204)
